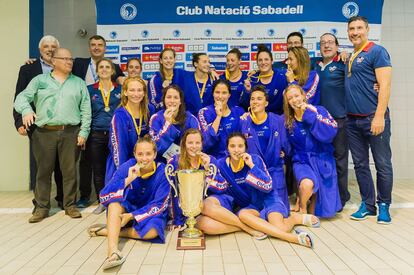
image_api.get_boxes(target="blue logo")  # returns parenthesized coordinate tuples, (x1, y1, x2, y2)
(241, 53, 250, 61)
(236, 29, 244, 37)
(174, 62, 185, 69)
(330, 28, 338, 35)
(143, 72, 156, 80)
(120, 3, 137, 21)
(141, 30, 149, 38)
(121, 46, 140, 51)
(308, 51, 315, 58)
(267, 29, 275, 37)
(251, 43, 271, 52)
(142, 44, 163, 52)
(105, 45, 119, 54)
(120, 54, 141, 63)
(299, 28, 306, 36)
(204, 29, 212, 37)
(173, 30, 181, 37)
(207, 44, 228, 52)
(210, 62, 226, 71)
(185, 53, 193, 61)
(109, 31, 117, 39)
(342, 2, 359, 19)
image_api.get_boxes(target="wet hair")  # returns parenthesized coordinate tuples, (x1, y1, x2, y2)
(38, 35, 60, 48)
(282, 84, 307, 132)
(212, 79, 231, 94)
(159, 48, 176, 80)
(256, 44, 273, 62)
(320, 33, 339, 46)
(250, 85, 269, 102)
(192, 52, 208, 67)
(161, 84, 187, 128)
(89, 35, 106, 46)
(121, 77, 150, 126)
(226, 48, 242, 60)
(133, 134, 157, 155)
(96, 58, 116, 77)
(178, 128, 203, 170)
(287, 32, 304, 44)
(348, 16, 369, 27)
(226, 132, 248, 150)
(287, 46, 310, 86)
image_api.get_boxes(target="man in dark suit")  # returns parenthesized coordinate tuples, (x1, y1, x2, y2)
(13, 35, 64, 209)
(72, 35, 124, 212)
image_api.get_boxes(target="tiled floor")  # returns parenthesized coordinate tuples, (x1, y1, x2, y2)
(0, 180, 413, 274)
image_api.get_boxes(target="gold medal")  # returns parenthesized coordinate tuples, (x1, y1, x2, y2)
(162, 79, 171, 88)
(104, 106, 110, 112)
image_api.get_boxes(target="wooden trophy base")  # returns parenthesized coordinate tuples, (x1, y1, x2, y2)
(177, 230, 206, 250)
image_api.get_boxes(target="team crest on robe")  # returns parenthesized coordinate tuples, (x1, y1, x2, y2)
(329, 66, 337, 72)
(274, 131, 279, 137)
(357, 57, 364, 63)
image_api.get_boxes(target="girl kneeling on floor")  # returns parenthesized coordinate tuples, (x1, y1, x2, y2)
(88, 135, 170, 270)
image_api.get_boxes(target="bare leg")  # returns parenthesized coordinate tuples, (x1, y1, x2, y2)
(309, 195, 316, 215)
(299, 179, 314, 214)
(106, 202, 124, 257)
(200, 197, 264, 237)
(197, 215, 240, 234)
(238, 209, 307, 245)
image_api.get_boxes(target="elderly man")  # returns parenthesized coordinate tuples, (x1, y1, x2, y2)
(345, 16, 393, 224)
(314, 33, 350, 209)
(14, 48, 92, 223)
(13, 35, 64, 209)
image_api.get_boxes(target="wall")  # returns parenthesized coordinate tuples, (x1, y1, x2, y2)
(0, 0, 30, 191)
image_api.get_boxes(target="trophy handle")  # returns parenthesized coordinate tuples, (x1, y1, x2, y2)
(204, 163, 217, 197)
(165, 163, 178, 197)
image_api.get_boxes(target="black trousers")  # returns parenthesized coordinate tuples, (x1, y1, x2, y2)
(79, 130, 109, 200)
(333, 117, 350, 207)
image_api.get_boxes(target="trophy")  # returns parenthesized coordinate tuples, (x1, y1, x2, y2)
(165, 163, 216, 250)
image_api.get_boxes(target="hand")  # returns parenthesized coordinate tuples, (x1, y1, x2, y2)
(25, 58, 36, 65)
(244, 78, 252, 92)
(197, 152, 211, 169)
(285, 69, 295, 83)
(247, 70, 256, 78)
(22, 113, 36, 129)
(210, 70, 219, 81)
(77, 136, 86, 148)
(240, 152, 254, 168)
(280, 151, 285, 158)
(125, 163, 140, 186)
(339, 51, 350, 63)
(164, 108, 175, 123)
(240, 112, 250, 121)
(17, 126, 27, 136)
(371, 114, 385, 135)
(373, 82, 380, 93)
(117, 76, 126, 85)
(296, 102, 308, 111)
(214, 101, 223, 117)
(120, 213, 133, 227)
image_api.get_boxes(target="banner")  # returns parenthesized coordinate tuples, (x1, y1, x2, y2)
(96, 0, 384, 78)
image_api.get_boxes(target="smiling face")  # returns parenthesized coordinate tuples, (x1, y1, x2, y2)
(347, 19, 369, 49)
(124, 79, 145, 105)
(227, 136, 246, 161)
(287, 35, 303, 50)
(250, 90, 268, 114)
(164, 88, 181, 110)
(89, 38, 106, 60)
(160, 49, 176, 71)
(194, 54, 210, 73)
(213, 83, 230, 106)
(285, 86, 306, 110)
(97, 60, 114, 80)
(127, 59, 142, 77)
(39, 40, 58, 64)
(286, 51, 298, 71)
(134, 141, 156, 168)
(226, 53, 241, 73)
(52, 48, 73, 74)
(320, 34, 338, 60)
(257, 51, 272, 74)
(185, 133, 203, 157)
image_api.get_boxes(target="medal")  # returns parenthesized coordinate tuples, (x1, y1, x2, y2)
(348, 41, 369, 78)
(99, 82, 113, 113)
(162, 80, 171, 88)
(104, 106, 110, 112)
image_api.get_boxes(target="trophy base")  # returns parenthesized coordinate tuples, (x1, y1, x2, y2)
(177, 231, 206, 250)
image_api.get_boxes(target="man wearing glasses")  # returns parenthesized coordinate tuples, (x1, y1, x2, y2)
(14, 48, 91, 223)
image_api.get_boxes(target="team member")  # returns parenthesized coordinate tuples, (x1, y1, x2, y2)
(243, 44, 287, 114)
(285, 46, 320, 105)
(198, 79, 244, 158)
(149, 84, 200, 161)
(215, 133, 318, 247)
(148, 48, 186, 111)
(125, 57, 143, 78)
(14, 48, 91, 223)
(283, 84, 341, 218)
(106, 77, 155, 184)
(345, 16, 393, 224)
(314, 33, 350, 208)
(13, 35, 64, 209)
(240, 86, 290, 212)
(219, 48, 248, 109)
(181, 53, 215, 116)
(77, 58, 122, 213)
(273, 32, 304, 70)
(166, 129, 228, 227)
(88, 136, 170, 270)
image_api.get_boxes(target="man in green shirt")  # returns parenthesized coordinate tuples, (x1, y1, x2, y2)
(14, 48, 92, 223)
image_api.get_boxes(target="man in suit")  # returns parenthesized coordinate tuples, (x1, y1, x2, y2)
(72, 35, 125, 211)
(13, 35, 64, 209)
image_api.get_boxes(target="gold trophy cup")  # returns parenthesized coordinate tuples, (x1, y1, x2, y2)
(165, 163, 216, 250)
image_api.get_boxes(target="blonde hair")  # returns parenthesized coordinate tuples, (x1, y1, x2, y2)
(288, 47, 310, 86)
(283, 84, 307, 132)
(121, 77, 150, 125)
(178, 128, 203, 170)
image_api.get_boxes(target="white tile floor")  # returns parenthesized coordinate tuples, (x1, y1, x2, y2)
(0, 180, 413, 274)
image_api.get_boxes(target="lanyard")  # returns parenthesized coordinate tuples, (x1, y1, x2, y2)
(348, 41, 369, 77)
(89, 61, 98, 82)
(195, 74, 208, 99)
(125, 106, 143, 136)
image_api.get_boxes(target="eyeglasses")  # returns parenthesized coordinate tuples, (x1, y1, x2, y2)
(53, 56, 74, 62)
(320, 41, 336, 46)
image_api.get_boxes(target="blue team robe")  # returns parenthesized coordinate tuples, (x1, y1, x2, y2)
(219, 71, 248, 109)
(287, 105, 342, 218)
(198, 104, 244, 158)
(100, 159, 170, 243)
(166, 154, 228, 226)
(181, 71, 214, 116)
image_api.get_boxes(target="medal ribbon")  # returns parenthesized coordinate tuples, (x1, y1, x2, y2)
(139, 162, 157, 179)
(225, 69, 241, 81)
(258, 71, 274, 81)
(230, 157, 245, 173)
(99, 82, 112, 110)
(348, 41, 369, 77)
(248, 107, 268, 125)
(125, 106, 143, 136)
(195, 74, 208, 99)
